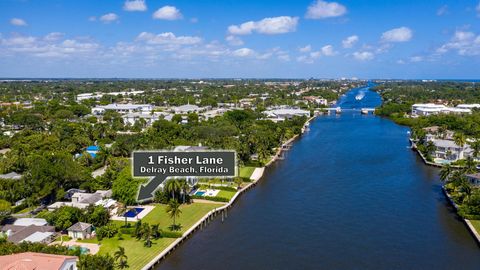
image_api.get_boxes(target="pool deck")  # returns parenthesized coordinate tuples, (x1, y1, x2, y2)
(110, 205, 155, 222)
(51, 239, 100, 255)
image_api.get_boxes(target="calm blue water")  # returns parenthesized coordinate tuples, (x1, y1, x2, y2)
(124, 207, 144, 218)
(157, 86, 480, 270)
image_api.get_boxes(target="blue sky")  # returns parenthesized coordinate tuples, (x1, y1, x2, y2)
(1, 0, 480, 79)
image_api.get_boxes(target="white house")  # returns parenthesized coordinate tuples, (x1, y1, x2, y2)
(412, 103, 472, 117)
(429, 138, 472, 161)
(48, 190, 114, 211)
(263, 108, 310, 122)
(92, 103, 153, 115)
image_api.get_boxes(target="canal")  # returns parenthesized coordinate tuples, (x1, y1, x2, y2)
(158, 86, 480, 269)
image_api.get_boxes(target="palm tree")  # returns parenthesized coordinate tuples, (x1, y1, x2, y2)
(166, 199, 182, 230)
(453, 132, 466, 147)
(464, 156, 477, 174)
(178, 179, 189, 204)
(440, 164, 452, 182)
(114, 246, 129, 269)
(151, 224, 161, 239)
(234, 177, 243, 189)
(470, 138, 480, 159)
(164, 179, 180, 200)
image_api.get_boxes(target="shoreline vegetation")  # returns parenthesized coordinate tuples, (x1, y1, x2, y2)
(374, 81, 480, 243)
(0, 79, 358, 269)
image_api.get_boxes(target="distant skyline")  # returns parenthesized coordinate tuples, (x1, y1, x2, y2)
(1, 0, 480, 79)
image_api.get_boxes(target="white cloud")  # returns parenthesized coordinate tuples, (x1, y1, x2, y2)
(436, 30, 480, 56)
(277, 53, 290, 61)
(228, 16, 299, 35)
(0, 33, 99, 58)
(310, 51, 322, 59)
(10, 18, 27, 26)
(342, 35, 358, 48)
(321, 44, 336, 56)
(437, 5, 448, 16)
(226, 35, 244, 46)
(153, 6, 182, 20)
(381, 27, 412, 42)
(100, 13, 119, 23)
(410, 56, 423, 62)
(396, 59, 405, 64)
(123, 0, 147, 12)
(232, 48, 255, 57)
(136, 32, 201, 45)
(353, 51, 374, 61)
(297, 55, 313, 64)
(88, 16, 97, 22)
(299, 45, 312, 52)
(43, 32, 64, 42)
(305, 0, 347, 19)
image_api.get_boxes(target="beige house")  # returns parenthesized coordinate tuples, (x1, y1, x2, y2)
(67, 222, 93, 240)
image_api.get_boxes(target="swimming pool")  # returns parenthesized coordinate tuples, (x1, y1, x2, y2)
(69, 246, 90, 255)
(195, 191, 206, 196)
(123, 207, 144, 218)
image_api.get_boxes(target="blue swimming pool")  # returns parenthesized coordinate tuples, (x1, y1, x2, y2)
(124, 207, 144, 218)
(195, 191, 205, 196)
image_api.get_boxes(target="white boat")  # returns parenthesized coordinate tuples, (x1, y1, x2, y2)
(355, 92, 365, 101)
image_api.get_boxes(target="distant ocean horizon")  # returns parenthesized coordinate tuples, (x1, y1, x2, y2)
(0, 78, 479, 82)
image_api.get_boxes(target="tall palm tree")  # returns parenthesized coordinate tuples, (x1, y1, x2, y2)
(464, 156, 477, 174)
(440, 164, 452, 182)
(453, 132, 466, 147)
(470, 138, 480, 159)
(114, 246, 129, 269)
(166, 199, 182, 230)
(178, 179, 189, 204)
(164, 179, 180, 200)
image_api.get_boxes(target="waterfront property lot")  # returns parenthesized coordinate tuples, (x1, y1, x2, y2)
(110, 202, 222, 233)
(98, 234, 176, 270)
(85, 202, 222, 269)
(239, 166, 256, 179)
(141, 202, 222, 233)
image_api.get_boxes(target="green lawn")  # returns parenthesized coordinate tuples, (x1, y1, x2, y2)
(217, 190, 236, 200)
(239, 166, 256, 179)
(98, 234, 176, 270)
(99, 202, 222, 269)
(141, 203, 221, 233)
(470, 220, 480, 235)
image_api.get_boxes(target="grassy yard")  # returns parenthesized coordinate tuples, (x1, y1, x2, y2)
(470, 220, 480, 235)
(239, 166, 256, 179)
(95, 202, 222, 269)
(141, 202, 221, 233)
(217, 190, 236, 200)
(98, 234, 176, 270)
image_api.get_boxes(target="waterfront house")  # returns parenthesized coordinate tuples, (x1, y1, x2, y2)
(67, 222, 93, 240)
(429, 139, 472, 161)
(466, 173, 480, 187)
(411, 103, 472, 117)
(263, 108, 310, 122)
(0, 252, 78, 270)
